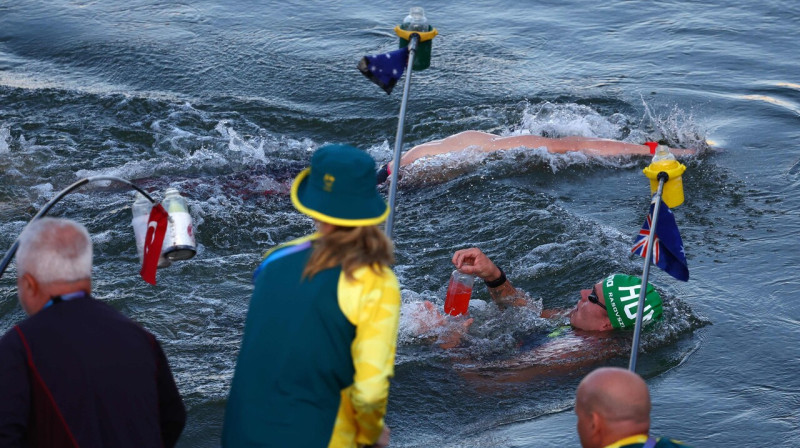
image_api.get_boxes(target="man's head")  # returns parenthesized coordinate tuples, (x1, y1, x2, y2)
(569, 274, 662, 332)
(16, 218, 93, 315)
(575, 367, 651, 448)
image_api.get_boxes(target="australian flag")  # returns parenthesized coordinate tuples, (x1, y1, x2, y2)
(357, 47, 409, 94)
(631, 199, 689, 281)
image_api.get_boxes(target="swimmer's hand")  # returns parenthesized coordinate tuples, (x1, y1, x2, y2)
(452, 248, 502, 283)
(415, 301, 474, 349)
(453, 247, 528, 308)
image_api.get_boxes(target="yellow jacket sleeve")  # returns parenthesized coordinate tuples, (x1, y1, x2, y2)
(328, 265, 400, 447)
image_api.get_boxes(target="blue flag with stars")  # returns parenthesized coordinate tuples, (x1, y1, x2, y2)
(631, 199, 689, 281)
(357, 47, 409, 94)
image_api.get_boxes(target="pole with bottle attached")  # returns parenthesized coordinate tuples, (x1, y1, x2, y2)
(628, 143, 687, 371)
(0, 177, 154, 279)
(385, 7, 438, 238)
(0, 177, 196, 284)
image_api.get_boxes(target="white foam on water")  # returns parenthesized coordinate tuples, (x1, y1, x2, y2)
(73, 117, 295, 181)
(515, 101, 631, 141)
(365, 139, 393, 164)
(75, 158, 171, 181)
(17, 134, 50, 154)
(30, 183, 54, 200)
(215, 120, 269, 164)
(91, 229, 114, 245)
(638, 98, 710, 151)
(0, 126, 10, 154)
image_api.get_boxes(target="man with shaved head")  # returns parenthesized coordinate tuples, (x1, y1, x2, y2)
(0, 218, 186, 447)
(575, 367, 692, 448)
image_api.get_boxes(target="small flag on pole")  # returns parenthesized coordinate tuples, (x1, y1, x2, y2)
(140, 204, 169, 285)
(357, 47, 409, 94)
(632, 200, 689, 281)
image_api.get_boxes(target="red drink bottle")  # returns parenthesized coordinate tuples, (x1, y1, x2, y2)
(444, 270, 474, 316)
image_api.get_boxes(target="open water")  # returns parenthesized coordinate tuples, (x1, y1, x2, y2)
(1, 1, 799, 446)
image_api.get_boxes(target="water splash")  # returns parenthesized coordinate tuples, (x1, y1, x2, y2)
(639, 98, 711, 151)
(0, 127, 10, 154)
(515, 101, 633, 140)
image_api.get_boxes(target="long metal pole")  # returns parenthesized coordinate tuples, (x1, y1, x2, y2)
(385, 34, 419, 239)
(0, 176, 155, 279)
(628, 174, 667, 372)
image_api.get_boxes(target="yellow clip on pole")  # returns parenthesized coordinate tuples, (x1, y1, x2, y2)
(643, 160, 687, 208)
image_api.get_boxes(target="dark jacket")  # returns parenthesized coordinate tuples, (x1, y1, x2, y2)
(0, 294, 186, 447)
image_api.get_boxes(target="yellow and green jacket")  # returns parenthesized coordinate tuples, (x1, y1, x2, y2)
(222, 234, 400, 448)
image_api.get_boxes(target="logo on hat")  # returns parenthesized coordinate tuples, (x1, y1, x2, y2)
(602, 274, 663, 330)
(323, 174, 335, 192)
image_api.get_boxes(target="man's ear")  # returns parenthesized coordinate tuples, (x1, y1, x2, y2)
(20, 273, 38, 296)
(17, 273, 41, 315)
(600, 319, 614, 331)
(590, 411, 605, 440)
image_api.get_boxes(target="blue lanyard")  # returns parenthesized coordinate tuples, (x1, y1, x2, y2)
(642, 437, 658, 448)
(42, 290, 89, 309)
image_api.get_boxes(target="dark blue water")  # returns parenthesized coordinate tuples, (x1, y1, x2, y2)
(1, 1, 799, 446)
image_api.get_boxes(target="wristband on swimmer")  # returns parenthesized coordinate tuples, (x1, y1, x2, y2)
(484, 268, 507, 288)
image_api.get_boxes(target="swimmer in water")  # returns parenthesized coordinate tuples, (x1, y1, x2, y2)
(415, 248, 664, 351)
(376, 130, 694, 183)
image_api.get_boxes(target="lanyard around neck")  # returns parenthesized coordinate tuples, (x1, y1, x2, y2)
(43, 290, 89, 310)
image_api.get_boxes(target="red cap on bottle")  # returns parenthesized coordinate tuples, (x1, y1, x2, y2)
(645, 142, 658, 155)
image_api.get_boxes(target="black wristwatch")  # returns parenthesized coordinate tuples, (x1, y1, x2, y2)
(484, 268, 507, 288)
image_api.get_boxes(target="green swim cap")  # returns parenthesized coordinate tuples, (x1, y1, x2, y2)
(602, 274, 663, 330)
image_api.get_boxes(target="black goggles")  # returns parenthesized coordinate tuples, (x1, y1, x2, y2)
(587, 290, 607, 311)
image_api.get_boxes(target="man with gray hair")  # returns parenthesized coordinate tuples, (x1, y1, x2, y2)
(575, 367, 691, 448)
(0, 218, 186, 447)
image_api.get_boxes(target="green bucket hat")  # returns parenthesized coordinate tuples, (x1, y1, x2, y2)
(291, 144, 389, 227)
(601, 274, 663, 330)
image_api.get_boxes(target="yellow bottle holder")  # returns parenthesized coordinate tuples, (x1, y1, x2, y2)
(643, 160, 687, 208)
(394, 26, 438, 71)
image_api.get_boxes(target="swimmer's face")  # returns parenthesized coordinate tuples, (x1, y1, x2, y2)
(569, 282, 614, 332)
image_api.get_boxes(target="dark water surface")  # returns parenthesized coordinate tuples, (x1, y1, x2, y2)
(1, 1, 799, 446)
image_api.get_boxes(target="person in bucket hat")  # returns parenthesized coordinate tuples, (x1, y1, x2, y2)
(223, 145, 399, 448)
(293, 144, 390, 226)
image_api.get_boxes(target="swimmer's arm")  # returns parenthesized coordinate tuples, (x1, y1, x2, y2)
(452, 248, 527, 309)
(540, 308, 568, 319)
(396, 142, 450, 167)
(410, 134, 652, 156)
(486, 135, 697, 157)
(391, 131, 496, 169)
(390, 131, 697, 171)
(548, 137, 699, 157)
(487, 280, 528, 309)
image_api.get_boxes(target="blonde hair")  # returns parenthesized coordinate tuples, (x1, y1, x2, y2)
(303, 225, 394, 281)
